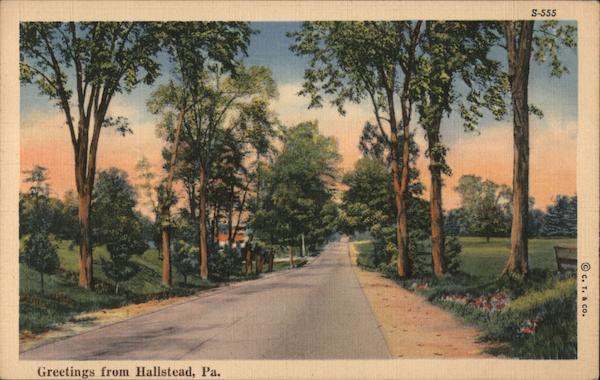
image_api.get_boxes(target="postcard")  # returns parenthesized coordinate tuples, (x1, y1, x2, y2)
(1, 1, 598, 379)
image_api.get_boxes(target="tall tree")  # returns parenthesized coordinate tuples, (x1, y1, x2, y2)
(290, 21, 423, 277)
(20, 22, 162, 288)
(174, 64, 277, 279)
(414, 22, 506, 275)
(147, 22, 254, 285)
(500, 21, 576, 275)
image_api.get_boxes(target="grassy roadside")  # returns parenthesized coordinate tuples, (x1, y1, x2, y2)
(20, 239, 307, 337)
(352, 237, 577, 359)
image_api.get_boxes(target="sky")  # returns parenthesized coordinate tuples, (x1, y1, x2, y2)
(20, 21, 578, 211)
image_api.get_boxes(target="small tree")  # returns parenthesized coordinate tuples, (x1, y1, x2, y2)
(541, 195, 577, 237)
(22, 232, 60, 295)
(100, 217, 146, 295)
(93, 169, 148, 293)
(172, 240, 200, 285)
(21, 165, 60, 294)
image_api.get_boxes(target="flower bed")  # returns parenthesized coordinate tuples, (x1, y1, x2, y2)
(439, 291, 511, 313)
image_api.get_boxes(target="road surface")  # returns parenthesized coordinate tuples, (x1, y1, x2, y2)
(21, 239, 391, 360)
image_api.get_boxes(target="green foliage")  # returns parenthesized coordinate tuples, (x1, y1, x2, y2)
(289, 21, 421, 116)
(92, 169, 148, 292)
(172, 240, 200, 284)
(454, 175, 512, 240)
(100, 217, 147, 294)
(509, 278, 575, 312)
(22, 233, 60, 294)
(540, 195, 577, 237)
(339, 153, 428, 240)
(252, 121, 340, 249)
(416, 22, 507, 149)
(208, 245, 242, 282)
(445, 236, 462, 274)
(20, 22, 162, 98)
(532, 21, 577, 77)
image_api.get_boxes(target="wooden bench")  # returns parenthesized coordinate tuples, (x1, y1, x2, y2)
(553, 245, 577, 271)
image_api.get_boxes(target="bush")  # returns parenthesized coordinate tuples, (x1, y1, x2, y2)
(172, 240, 200, 284)
(208, 244, 242, 282)
(22, 232, 60, 294)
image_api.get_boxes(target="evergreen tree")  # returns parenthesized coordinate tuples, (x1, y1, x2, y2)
(541, 195, 577, 237)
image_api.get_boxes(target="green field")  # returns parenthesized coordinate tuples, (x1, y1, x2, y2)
(353, 236, 577, 279)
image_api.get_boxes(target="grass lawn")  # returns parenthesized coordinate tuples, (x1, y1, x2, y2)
(20, 239, 302, 335)
(352, 236, 577, 359)
(353, 236, 576, 279)
(458, 237, 576, 279)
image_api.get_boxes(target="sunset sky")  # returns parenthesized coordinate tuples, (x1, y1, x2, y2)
(20, 22, 578, 212)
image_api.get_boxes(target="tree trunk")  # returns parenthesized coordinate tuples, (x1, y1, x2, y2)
(227, 198, 234, 248)
(289, 246, 294, 269)
(504, 21, 534, 276)
(387, 95, 411, 278)
(427, 127, 446, 276)
(161, 225, 171, 287)
(40, 272, 44, 295)
(486, 236, 490, 243)
(160, 108, 186, 286)
(198, 165, 209, 280)
(397, 130, 411, 278)
(78, 191, 93, 288)
(244, 244, 252, 274)
(268, 253, 274, 273)
(255, 251, 263, 274)
(188, 184, 197, 218)
(115, 283, 119, 295)
(211, 203, 220, 245)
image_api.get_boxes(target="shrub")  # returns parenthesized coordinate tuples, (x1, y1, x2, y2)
(22, 232, 60, 295)
(209, 244, 242, 282)
(172, 240, 200, 284)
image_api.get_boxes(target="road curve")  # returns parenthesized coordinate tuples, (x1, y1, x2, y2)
(21, 238, 391, 360)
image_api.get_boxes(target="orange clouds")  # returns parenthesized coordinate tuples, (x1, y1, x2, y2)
(21, 86, 577, 213)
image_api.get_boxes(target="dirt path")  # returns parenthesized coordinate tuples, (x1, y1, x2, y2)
(349, 243, 491, 358)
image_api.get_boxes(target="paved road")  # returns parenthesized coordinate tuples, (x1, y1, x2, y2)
(21, 239, 391, 360)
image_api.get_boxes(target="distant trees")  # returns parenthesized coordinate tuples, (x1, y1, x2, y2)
(251, 121, 340, 262)
(541, 196, 577, 237)
(448, 175, 576, 240)
(454, 175, 512, 242)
